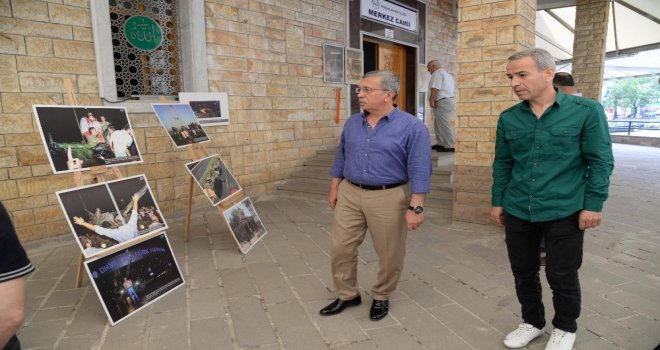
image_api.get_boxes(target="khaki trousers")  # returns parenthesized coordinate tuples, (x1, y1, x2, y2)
(331, 180, 409, 301)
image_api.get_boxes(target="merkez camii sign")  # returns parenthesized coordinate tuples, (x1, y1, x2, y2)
(360, 0, 418, 33)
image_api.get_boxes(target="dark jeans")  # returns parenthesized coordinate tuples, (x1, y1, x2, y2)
(3, 335, 20, 350)
(504, 211, 584, 333)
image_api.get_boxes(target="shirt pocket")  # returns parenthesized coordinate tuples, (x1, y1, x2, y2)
(504, 129, 531, 154)
(550, 127, 581, 154)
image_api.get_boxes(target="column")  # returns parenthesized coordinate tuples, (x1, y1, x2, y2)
(571, 0, 610, 100)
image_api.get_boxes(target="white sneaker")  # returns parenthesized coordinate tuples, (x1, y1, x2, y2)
(503, 323, 545, 348)
(544, 328, 576, 350)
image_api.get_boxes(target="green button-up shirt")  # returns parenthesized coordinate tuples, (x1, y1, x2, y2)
(492, 90, 614, 222)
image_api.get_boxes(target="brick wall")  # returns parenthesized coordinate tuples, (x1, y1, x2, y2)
(452, 0, 536, 224)
(571, 0, 609, 101)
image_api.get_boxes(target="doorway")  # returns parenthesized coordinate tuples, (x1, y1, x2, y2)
(363, 37, 417, 114)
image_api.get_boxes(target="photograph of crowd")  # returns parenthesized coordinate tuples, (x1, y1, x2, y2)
(151, 103, 210, 148)
(85, 233, 184, 325)
(33, 105, 142, 174)
(222, 197, 268, 254)
(57, 175, 167, 258)
(185, 154, 242, 206)
(179, 92, 230, 126)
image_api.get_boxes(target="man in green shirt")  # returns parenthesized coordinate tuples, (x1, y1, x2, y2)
(491, 48, 614, 350)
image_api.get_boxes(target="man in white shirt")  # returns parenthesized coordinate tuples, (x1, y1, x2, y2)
(108, 125, 134, 158)
(427, 60, 456, 152)
(73, 194, 140, 243)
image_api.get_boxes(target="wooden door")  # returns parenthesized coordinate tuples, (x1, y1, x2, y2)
(376, 42, 407, 111)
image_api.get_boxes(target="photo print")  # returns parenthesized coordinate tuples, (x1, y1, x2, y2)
(185, 154, 242, 206)
(323, 43, 345, 84)
(33, 105, 142, 174)
(85, 232, 184, 325)
(151, 103, 210, 148)
(179, 92, 230, 126)
(222, 197, 268, 254)
(57, 175, 167, 258)
(345, 48, 363, 85)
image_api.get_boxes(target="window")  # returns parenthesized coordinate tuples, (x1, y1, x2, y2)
(92, 0, 207, 112)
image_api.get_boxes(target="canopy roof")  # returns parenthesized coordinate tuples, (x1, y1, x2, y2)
(536, 0, 660, 78)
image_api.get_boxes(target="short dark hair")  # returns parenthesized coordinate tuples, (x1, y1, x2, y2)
(553, 72, 575, 87)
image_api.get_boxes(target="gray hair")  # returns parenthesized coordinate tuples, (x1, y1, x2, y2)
(427, 59, 441, 68)
(363, 70, 400, 95)
(508, 48, 556, 71)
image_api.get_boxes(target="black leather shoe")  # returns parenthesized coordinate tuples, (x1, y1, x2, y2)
(319, 295, 361, 316)
(369, 299, 389, 321)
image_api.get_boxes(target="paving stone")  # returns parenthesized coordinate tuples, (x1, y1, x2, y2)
(248, 261, 297, 305)
(189, 287, 224, 320)
(425, 302, 500, 349)
(63, 291, 107, 337)
(56, 334, 100, 349)
(581, 314, 658, 350)
(268, 301, 329, 350)
(365, 326, 426, 350)
(213, 247, 245, 270)
(220, 267, 258, 299)
(31, 305, 76, 322)
(190, 317, 233, 350)
(103, 311, 147, 345)
(289, 274, 329, 302)
(397, 278, 453, 309)
(42, 288, 84, 308)
(149, 285, 186, 313)
(306, 300, 369, 346)
(145, 309, 188, 350)
(227, 295, 277, 347)
(187, 257, 220, 289)
(267, 243, 314, 276)
(18, 319, 67, 348)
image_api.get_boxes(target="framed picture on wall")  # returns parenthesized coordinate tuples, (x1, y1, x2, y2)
(221, 197, 268, 254)
(185, 154, 242, 207)
(323, 43, 345, 84)
(178, 92, 230, 126)
(85, 232, 184, 325)
(345, 48, 363, 85)
(151, 103, 210, 148)
(32, 105, 143, 174)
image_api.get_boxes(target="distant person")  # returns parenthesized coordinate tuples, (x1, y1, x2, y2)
(427, 59, 456, 152)
(0, 202, 35, 350)
(108, 125, 134, 158)
(553, 72, 581, 96)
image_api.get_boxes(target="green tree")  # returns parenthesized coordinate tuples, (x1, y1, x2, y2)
(604, 77, 660, 119)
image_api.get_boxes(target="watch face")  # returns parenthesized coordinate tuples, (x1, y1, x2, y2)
(414, 206, 423, 214)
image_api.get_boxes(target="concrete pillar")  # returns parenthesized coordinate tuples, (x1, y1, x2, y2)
(571, 0, 610, 100)
(452, 0, 536, 224)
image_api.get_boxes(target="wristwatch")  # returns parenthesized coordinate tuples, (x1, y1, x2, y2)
(408, 205, 424, 214)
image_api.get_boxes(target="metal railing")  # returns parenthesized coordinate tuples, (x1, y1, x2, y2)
(608, 120, 660, 137)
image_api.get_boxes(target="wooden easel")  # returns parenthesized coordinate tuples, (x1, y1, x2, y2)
(64, 79, 126, 288)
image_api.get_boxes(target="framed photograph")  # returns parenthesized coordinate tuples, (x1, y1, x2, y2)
(32, 105, 143, 174)
(57, 174, 168, 258)
(85, 232, 184, 325)
(178, 92, 230, 127)
(151, 103, 210, 148)
(345, 48, 363, 85)
(222, 197, 267, 254)
(323, 43, 345, 84)
(185, 154, 242, 206)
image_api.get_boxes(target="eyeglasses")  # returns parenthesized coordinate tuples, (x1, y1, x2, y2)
(355, 87, 389, 94)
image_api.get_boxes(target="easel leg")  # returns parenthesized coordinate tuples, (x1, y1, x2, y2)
(75, 253, 84, 288)
(184, 175, 194, 242)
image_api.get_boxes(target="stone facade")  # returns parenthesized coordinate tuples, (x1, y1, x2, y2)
(0, 0, 458, 241)
(571, 0, 609, 101)
(452, 0, 536, 224)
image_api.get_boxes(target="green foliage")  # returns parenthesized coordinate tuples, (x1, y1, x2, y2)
(604, 77, 660, 117)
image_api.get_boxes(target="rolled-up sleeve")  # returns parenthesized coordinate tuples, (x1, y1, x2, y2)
(581, 105, 614, 212)
(407, 122, 432, 193)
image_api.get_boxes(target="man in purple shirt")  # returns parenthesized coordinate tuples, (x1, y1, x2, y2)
(319, 70, 432, 321)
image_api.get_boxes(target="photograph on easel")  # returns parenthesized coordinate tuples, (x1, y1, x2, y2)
(179, 92, 230, 126)
(33, 105, 143, 174)
(85, 232, 184, 325)
(222, 197, 268, 254)
(151, 103, 210, 148)
(185, 154, 242, 207)
(56, 175, 167, 258)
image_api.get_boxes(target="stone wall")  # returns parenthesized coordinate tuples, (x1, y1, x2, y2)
(571, 0, 609, 101)
(0, 0, 458, 242)
(452, 0, 536, 224)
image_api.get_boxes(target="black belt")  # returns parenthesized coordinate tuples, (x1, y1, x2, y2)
(347, 180, 406, 191)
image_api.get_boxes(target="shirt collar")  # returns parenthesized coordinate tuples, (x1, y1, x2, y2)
(519, 88, 563, 112)
(361, 106, 401, 122)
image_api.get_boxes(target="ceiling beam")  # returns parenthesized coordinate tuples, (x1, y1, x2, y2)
(615, 0, 660, 25)
(537, 0, 576, 11)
